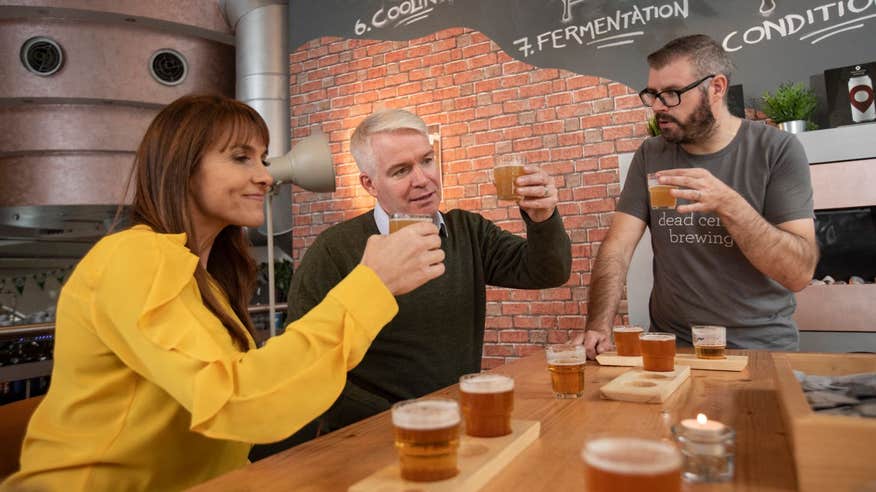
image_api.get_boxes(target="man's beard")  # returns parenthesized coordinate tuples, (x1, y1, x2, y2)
(657, 92, 717, 144)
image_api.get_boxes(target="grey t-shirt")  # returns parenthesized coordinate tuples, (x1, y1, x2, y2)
(617, 119, 813, 350)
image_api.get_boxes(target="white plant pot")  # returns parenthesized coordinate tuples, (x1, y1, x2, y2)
(778, 120, 806, 133)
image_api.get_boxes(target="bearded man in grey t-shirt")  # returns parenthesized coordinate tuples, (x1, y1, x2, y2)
(581, 34, 818, 357)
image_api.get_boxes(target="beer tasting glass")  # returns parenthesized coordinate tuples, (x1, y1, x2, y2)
(493, 154, 526, 201)
(612, 325, 644, 356)
(582, 436, 683, 492)
(459, 373, 515, 437)
(639, 332, 677, 372)
(545, 344, 586, 398)
(391, 398, 461, 482)
(389, 213, 433, 234)
(691, 325, 727, 360)
(648, 172, 677, 209)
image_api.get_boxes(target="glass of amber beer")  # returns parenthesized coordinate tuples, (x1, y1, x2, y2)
(582, 436, 683, 492)
(545, 344, 586, 398)
(648, 172, 677, 209)
(389, 213, 433, 233)
(493, 154, 526, 201)
(459, 373, 514, 437)
(392, 398, 461, 482)
(613, 325, 644, 356)
(639, 332, 676, 372)
(691, 325, 727, 360)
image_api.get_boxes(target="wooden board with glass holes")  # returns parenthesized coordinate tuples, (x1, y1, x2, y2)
(349, 419, 540, 492)
(599, 365, 691, 403)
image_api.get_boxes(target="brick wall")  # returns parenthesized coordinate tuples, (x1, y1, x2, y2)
(288, 28, 650, 369)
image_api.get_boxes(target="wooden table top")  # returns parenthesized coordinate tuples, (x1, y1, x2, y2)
(191, 350, 797, 491)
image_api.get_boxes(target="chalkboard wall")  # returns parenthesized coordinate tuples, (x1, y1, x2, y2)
(291, 0, 876, 115)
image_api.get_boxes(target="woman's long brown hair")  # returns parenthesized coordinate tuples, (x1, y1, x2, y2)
(129, 94, 269, 350)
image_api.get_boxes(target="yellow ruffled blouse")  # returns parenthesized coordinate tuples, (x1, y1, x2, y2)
(2, 225, 397, 491)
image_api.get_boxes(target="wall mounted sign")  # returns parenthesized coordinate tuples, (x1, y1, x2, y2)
(290, 0, 876, 104)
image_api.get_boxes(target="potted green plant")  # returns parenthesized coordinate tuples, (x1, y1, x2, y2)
(647, 114, 661, 137)
(761, 82, 818, 133)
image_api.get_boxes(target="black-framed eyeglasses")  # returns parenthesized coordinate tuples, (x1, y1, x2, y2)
(638, 74, 715, 108)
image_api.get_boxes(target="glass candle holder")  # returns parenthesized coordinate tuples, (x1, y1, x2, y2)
(671, 421, 735, 482)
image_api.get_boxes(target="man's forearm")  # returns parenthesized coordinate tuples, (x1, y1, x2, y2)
(586, 249, 629, 334)
(719, 200, 817, 291)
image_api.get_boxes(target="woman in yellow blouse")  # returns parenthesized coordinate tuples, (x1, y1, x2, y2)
(1, 95, 445, 491)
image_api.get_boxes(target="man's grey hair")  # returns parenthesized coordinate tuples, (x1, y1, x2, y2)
(647, 34, 735, 88)
(350, 108, 429, 177)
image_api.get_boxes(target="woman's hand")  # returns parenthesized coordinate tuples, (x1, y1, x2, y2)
(360, 222, 445, 295)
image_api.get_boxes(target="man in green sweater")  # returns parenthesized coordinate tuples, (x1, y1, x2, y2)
(286, 109, 571, 440)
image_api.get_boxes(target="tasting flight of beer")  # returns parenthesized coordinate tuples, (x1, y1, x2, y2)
(380, 321, 738, 489)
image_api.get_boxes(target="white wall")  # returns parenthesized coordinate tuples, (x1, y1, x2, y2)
(618, 152, 653, 328)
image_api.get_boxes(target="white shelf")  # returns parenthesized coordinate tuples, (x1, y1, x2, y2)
(795, 122, 876, 164)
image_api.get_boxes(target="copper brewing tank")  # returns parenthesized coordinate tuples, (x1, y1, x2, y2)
(0, 1, 234, 268)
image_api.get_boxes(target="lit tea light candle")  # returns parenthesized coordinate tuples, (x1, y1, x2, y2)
(672, 413, 736, 482)
(680, 413, 726, 441)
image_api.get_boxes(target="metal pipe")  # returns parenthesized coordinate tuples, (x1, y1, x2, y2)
(221, 0, 291, 339)
(0, 323, 55, 337)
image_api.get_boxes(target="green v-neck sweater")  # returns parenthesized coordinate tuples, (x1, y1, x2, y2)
(287, 208, 571, 431)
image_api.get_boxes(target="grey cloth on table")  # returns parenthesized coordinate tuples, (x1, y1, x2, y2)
(794, 370, 876, 417)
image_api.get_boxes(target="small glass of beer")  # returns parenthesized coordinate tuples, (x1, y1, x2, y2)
(582, 436, 683, 492)
(545, 344, 586, 398)
(648, 172, 677, 209)
(612, 325, 644, 356)
(392, 398, 461, 482)
(389, 213, 434, 234)
(691, 325, 727, 360)
(494, 154, 526, 201)
(639, 332, 676, 372)
(459, 373, 515, 437)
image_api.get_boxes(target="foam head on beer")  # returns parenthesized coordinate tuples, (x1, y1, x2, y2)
(391, 399, 460, 430)
(459, 373, 515, 394)
(582, 437, 683, 492)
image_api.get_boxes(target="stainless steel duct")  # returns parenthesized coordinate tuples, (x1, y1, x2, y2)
(221, 0, 295, 240)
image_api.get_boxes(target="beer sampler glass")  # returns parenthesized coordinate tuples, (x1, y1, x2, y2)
(639, 332, 677, 372)
(388, 213, 434, 234)
(545, 344, 586, 398)
(392, 398, 461, 482)
(612, 325, 644, 356)
(459, 373, 515, 437)
(493, 154, 526, 201)
(648, 172, 677, 209)
(691, 325, 727, 360)
(582, 436, 683, 492)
